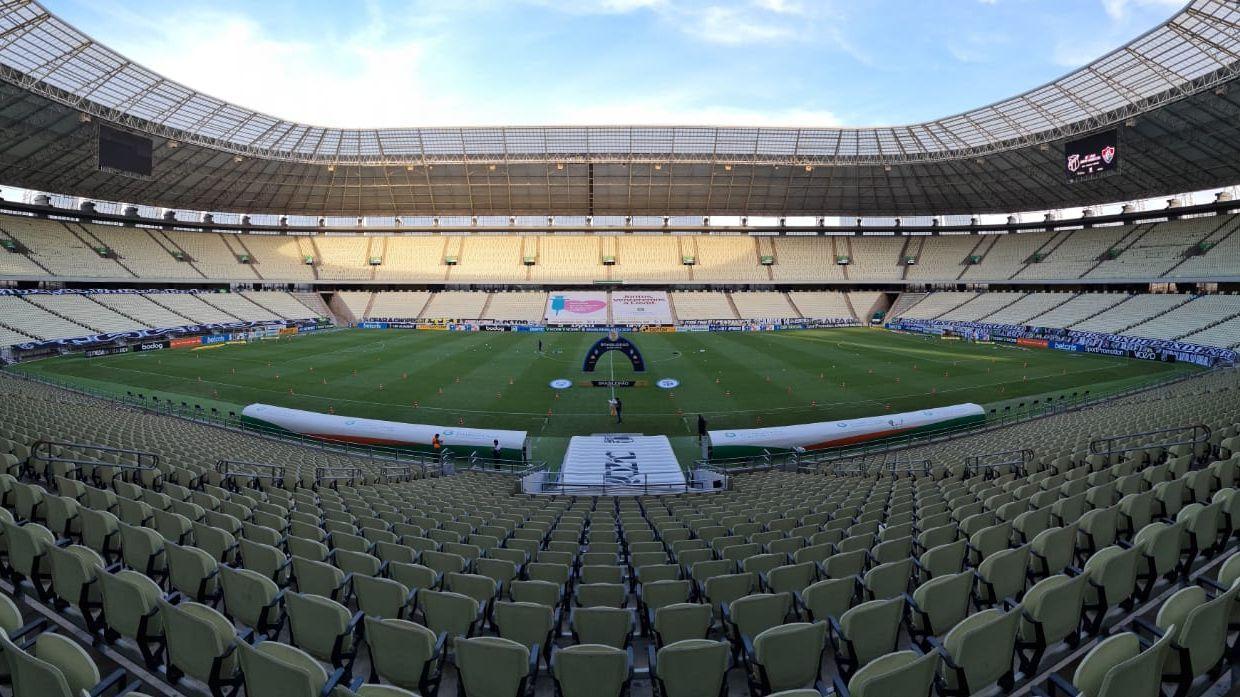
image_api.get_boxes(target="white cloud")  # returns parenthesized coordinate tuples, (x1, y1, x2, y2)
(1099, 0, 1183, 20)
(79, 5, 462, 129)
(71, 3, 844, 129)
(681, 5, 796, 44)
(1051, 36, 1117, 68)
(752, 0, 807, 15)
(522, 0, 844, 47)
(945, 31, 1009, 64)
(1049, 0, 1183, 68)
(521, 0, 665, 14)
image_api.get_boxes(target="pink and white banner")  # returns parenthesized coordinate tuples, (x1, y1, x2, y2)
(545, 291, 609, 324)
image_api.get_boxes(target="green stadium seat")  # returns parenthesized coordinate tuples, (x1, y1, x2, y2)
(46, 544, 105, 634)
(219, 564, 286, 638)
(0, 628, 141, 697)
(363, 616, 447, 696)
(493, 600, 557, 664)
(569, 606, 634, 648)
(97, 568, 165, 668)
(1135, 580, 1240, 695)
(160, 598, 248, 695)
(931, 605, 1021, 696)
(1033, 629, 1173, 697)
(551, 643, 631, 697)
(650, 602, 712, 649)
(649, 638, 730, 697)
(455, 636, 537, 697)
(1015, 573, 1089, 674)
(831, 649, 938, 697)
(740, 621, 827, 695)
(1081, 545, 1139, 634)
(828, 597, 904, 681)
(418, 588, 484, 645)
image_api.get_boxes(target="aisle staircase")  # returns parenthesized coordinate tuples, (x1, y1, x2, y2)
(886, 292, 928, 320)
(64, 222, 138, 277)
(959, 235, 996, 280)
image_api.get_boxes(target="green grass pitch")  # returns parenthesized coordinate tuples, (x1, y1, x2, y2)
(7, 327, 1197, 465)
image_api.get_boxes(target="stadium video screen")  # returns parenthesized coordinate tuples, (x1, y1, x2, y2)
(1064, 130, 1118, 180)
(98, 124, 153, 178)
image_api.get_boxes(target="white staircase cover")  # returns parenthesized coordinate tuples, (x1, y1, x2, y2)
(561, 434, 685, 492)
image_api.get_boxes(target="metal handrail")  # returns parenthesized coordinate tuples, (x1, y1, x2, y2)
(964, 447, 1035, 478)
(1089, 424, 1210, 457)
(463, 452, 539, 474)
(215, 459, 286, 489)
(813, 451, 932, 479)
(377, 464, 420, 483)
(466, 460, 549, 477)
(31, 440, 159, 470)
(314, 465, 365, 488)
(531, 471, 716, 496)
(879, 458, 933, 479)
(31, 439, 160, 484)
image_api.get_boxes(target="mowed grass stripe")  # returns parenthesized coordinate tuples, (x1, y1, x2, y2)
(7, 327, 1196, 437)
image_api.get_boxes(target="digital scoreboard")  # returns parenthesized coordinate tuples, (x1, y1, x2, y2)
(98, 124, 153, 178)
(1065, 129, 1118, 180)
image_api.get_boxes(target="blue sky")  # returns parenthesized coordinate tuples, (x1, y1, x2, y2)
(43, 0, 1186, 128)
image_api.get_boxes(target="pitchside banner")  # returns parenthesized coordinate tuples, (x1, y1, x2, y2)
(545, 291, 609, 325)
(611, 291, 673, 325)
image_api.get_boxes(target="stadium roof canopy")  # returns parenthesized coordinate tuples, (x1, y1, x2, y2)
(0, 0, 1237, 218)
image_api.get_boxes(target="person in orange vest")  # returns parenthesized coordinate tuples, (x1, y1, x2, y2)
(432, 433, 442, 452)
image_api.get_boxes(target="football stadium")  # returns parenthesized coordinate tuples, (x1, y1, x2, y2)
(0, 0, 1238, 695)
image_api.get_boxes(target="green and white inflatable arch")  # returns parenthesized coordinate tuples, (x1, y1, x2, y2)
(708, 403, 985, 458)
(241, 403, 528, 460)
